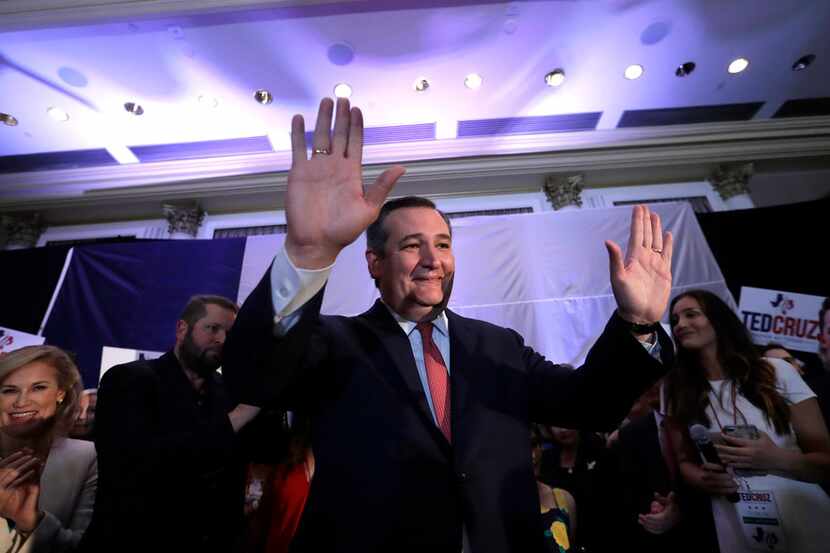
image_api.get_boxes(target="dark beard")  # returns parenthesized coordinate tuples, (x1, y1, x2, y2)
(178, 330, 222, 378)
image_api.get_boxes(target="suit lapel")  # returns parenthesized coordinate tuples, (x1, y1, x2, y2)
(359, 301, 451, 454)
(446, 310, 474, 451)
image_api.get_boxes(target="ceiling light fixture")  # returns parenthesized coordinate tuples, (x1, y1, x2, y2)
(675, 61, 696, 77)
(792, 54, 816, 71)
(124, 102, 144, 115)
(464, 73, 483, 90)
(727, 57, 749, 74)
(624, 64, 644, 80)
(254, 89, 273, 105)
(47, 107, 70, 122)
(544, 68, 566, 87)
(413, 77, 430, 92)
(333, 83, 352, 98)
(0, 112, 18, 126)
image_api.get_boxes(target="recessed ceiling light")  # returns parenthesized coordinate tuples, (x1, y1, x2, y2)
(728, 57, 749, 74)
(198, 95, 218, 108)
(124, 102, 144, 115)
(792, 54, 816, 71)
(464, 73, 483, 90)
(333, 83, 352, 98)
(413, 77, 430, 92)
(544, 68, 566, 87)
(0, 112, 18, 126)
(675, 61, 696, 77)
(47, 107, 70, 122)
(624, 64, 644, 80)
(254, 89, 273, 105)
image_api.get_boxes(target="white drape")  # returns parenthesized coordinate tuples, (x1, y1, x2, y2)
(238, 202, 732, 365)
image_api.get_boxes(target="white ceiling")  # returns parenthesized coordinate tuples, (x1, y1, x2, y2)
(2, 0, 829, 155)
(1, 0, 829, 221)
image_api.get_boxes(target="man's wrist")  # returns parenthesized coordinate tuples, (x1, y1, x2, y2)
(284, 239, 339, 270)
(615, 310, 661, 336)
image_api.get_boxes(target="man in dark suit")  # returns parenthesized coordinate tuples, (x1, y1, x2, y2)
(223, 98, 676, 552)
(82, 295, 261, 553)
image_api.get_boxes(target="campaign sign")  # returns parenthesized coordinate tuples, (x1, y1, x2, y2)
(99, 346, 164, 382)
(0, 326, 46, 353)
(739, 286, 824, 353)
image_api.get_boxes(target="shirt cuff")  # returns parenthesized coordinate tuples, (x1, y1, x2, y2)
(639, 333, 662, 361)
(269, 246, 333, 322)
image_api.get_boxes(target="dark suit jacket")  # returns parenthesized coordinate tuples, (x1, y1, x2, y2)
(223, 269, 672, 553)
(81, 352, 245, 553)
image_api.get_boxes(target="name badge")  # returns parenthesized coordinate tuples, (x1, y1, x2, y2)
(736, 489, 788, 552)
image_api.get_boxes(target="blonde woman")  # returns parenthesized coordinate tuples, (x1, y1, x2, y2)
(0, 346, 97, 552)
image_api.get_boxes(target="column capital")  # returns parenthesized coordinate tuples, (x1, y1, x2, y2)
(162, 204, 205, 238)
(1, 213, 44, 249)
(543, 174, 584, 210)
(708, 162, 754, 201)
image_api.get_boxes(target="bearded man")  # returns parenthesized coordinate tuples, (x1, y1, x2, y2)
(81, 295, 260, 553)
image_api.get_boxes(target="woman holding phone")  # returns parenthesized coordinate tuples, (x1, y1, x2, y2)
(664, 289, 830, 553)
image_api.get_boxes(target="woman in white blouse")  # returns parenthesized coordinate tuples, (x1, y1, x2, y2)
(664, 289, 830, 553)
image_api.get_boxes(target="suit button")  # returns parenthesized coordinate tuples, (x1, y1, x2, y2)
(459, 472, 468, 481)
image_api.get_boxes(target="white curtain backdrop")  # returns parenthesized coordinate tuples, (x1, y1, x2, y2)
(238, 202, 732, 365)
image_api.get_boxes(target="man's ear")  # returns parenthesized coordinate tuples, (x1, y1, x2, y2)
(175, 319, 189, 344)
(366, 249, 382, 280)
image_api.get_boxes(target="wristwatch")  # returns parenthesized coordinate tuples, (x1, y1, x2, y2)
(615, 311, 661, 334)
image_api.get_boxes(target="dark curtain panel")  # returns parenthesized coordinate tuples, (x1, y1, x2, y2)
(697, 198, 827, 300)
(0, 245, 72, 333)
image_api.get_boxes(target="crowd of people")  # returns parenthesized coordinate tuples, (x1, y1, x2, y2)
(0, 97, 828, 552)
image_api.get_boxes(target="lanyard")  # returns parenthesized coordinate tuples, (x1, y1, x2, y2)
(707, 379, 747, 431)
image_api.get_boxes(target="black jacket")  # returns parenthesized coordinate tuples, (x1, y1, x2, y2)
(222, 269, 672, 553)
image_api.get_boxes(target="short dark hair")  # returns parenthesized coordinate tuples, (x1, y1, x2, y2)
(179, 295, 238, 326)
(365, 196, 452, 256)
(760, 342, 787, 354)
(820, 297, 830, 333)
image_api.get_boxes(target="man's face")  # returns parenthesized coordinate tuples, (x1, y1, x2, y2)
(366, 207, 455, 321)
(819, 310, 830, 370)
(175, 304, 237, 377)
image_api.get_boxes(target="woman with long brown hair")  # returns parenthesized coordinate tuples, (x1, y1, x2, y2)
(665, 290, 830, 552)
(0, 345, 97, 552)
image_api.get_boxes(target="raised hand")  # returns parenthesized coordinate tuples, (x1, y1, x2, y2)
(0, 450, 43, 532)
(605, 205, 674, 324)
(285, 97, 406, 269)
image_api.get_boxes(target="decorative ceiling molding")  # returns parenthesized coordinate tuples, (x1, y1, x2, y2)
(0, 0, 351, 30)
(2, 116, 830, 216)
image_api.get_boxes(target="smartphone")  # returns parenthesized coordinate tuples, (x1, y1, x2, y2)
(723, 424, 760, 440)
(722, 424, 766, 477)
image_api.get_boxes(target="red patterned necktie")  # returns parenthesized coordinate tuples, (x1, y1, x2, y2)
(416, 322, 451, 442)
